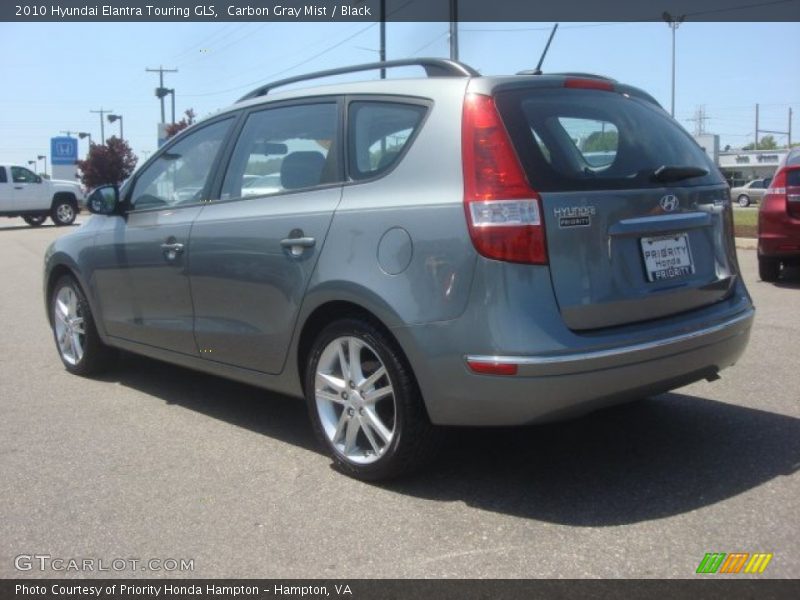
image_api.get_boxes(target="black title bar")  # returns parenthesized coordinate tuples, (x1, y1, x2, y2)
(3, 0, 800, 22)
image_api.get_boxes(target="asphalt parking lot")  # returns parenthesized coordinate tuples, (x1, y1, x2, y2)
(0, 217, 798, 579)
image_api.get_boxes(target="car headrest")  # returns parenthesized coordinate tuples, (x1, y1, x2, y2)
(280, 151, 326, 190)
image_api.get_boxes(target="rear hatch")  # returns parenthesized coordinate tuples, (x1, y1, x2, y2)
(494, 83, 737, 330)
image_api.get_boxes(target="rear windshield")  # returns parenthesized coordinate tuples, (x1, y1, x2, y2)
(495, 88, 723, 192)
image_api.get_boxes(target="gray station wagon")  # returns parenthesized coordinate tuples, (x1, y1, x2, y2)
(44, 59, 754, 480)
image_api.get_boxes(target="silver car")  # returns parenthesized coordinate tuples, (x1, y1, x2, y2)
(731, 178, 772, 207)
(44, 59, 754, 480)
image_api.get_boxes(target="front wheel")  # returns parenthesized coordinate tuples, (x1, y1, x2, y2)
(738, 194, 751, 208)
(23, 215, 47, 227)
(51, 200, 76, 226)
(758, 257, 780, 282)
(51, 275, 117, 375)
(305, 318, 441, 481)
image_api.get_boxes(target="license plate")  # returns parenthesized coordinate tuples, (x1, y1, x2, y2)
(640, 233, 694, 282)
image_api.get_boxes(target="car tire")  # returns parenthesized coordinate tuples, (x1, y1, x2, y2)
(51, 198, 77, 226)
(304, 317, 441, 481)
(23, 215, 47, 227)
(758, 257, 780, 282)
(737, 194, 751, 208)
(50, 275, 117, 376)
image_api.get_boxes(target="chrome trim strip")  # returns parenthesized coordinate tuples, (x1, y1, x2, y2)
(466, 309, 754, 367)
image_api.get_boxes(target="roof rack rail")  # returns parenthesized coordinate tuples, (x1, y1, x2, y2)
(237, 58, 480, 103)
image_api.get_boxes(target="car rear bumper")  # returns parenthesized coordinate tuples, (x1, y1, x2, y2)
(758, 233, 800, 258)
(397, 306, 754, 426)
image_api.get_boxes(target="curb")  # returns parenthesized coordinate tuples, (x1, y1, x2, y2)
(735, 237, 757, 250)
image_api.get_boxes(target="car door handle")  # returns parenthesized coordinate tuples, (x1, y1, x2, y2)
(160, 242, 185, 260)
(280, 236, 316, 256)
(14, 186, 23, 190)
(280, 236, 316, 248)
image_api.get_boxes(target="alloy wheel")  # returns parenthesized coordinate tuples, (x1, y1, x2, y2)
(314, 336, 396, 464)
(53, 285, 86, 365)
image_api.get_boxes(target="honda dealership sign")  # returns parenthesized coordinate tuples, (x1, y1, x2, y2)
(50, 136, 78, 165)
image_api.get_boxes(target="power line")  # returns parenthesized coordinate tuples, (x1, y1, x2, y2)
(685, 0, 798, 18)
(182, 0, 416, 99)
(181, 22, 377, 98)
(460, 22, 630, 33)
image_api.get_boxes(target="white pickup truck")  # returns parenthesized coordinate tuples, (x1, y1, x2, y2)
(0, 164, 84, 226)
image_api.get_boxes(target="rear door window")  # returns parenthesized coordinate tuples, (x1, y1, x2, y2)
(221, 102, 339, 200)
(495, 88, 722, 192)
(0, 167, 6, 183)
(348, 101, 427, 180)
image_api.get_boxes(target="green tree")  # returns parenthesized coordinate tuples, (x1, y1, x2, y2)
(582, 130, 618, 152)
(76, 136, 137, 189)
(743, 135, 778, 150)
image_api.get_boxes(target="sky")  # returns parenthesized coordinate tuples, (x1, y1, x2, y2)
(0, 20, 798, 169)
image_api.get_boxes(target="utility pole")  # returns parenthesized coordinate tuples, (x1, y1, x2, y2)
(449, 0, 459, 61)
(146, 66, 178, 123)
(89, 109, 112, 144)
(688, 105, 710, 136)
(755, 103, 759, 150)
(755, 104, 791, 149)
(379, 0, 386, 78)
(662, 12, 685, 118)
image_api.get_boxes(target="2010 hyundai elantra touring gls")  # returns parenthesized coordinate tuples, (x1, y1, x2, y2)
(44, 59, 754, 480)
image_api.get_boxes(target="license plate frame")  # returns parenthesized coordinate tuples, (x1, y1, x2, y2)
(640, 233, 694, 282)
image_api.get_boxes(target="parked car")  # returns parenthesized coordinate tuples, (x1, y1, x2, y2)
(43, 59, 754, 480)
(730, 177, 772, 207)
(0, 165, 84, 226)
(757, 147, 800, 281)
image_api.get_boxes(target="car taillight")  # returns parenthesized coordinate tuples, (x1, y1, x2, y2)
(462, 93, 547, 265)
(564, 77, 615, 91)
(766, 167, 800, 219)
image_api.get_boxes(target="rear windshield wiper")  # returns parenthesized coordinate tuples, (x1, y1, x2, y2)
(651, 165, 709, 183)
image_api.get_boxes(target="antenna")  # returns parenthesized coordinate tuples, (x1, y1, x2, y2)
(533, 23, 559, 75)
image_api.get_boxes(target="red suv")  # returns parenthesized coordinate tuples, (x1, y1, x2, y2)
(758, 148, 800, 281)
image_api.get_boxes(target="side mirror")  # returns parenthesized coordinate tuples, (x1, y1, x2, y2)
(87, 185, 120, 215)
(35, 175, 42, 183)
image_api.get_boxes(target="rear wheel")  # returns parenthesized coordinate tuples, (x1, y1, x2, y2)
(758, 257, 780, 282)
(23, 215, 47, 227)
(304, 318, 440, 480)
(738, 194, 751, 208)
(51, 275, 117, 375)
(51, 199, 76, 226)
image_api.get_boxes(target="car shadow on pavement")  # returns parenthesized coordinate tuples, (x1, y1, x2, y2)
(105, 354, 800, 526)
(102, 352, 320, 454)
(772, 264, 800, 289)
(389, 394, 800, 525)
(0, 224, 60, 232)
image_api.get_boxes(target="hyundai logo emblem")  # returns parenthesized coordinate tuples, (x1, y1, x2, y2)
(659, 195, 680, 212)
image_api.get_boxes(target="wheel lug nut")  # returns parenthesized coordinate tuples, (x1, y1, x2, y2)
(341, 392, 348, 400)
(349, 381, 355, 389)
(347, 408, 354, 416)
(359, 408, 364, 415)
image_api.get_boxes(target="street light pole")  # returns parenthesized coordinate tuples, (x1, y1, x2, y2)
(380, 0, 386, 78)
(146, 66, 178, 124)
(108, 114, 124, 140)
(662, 12, 685, 118)
(90, 108, 113, 144)
(449, 0, 459, 61)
